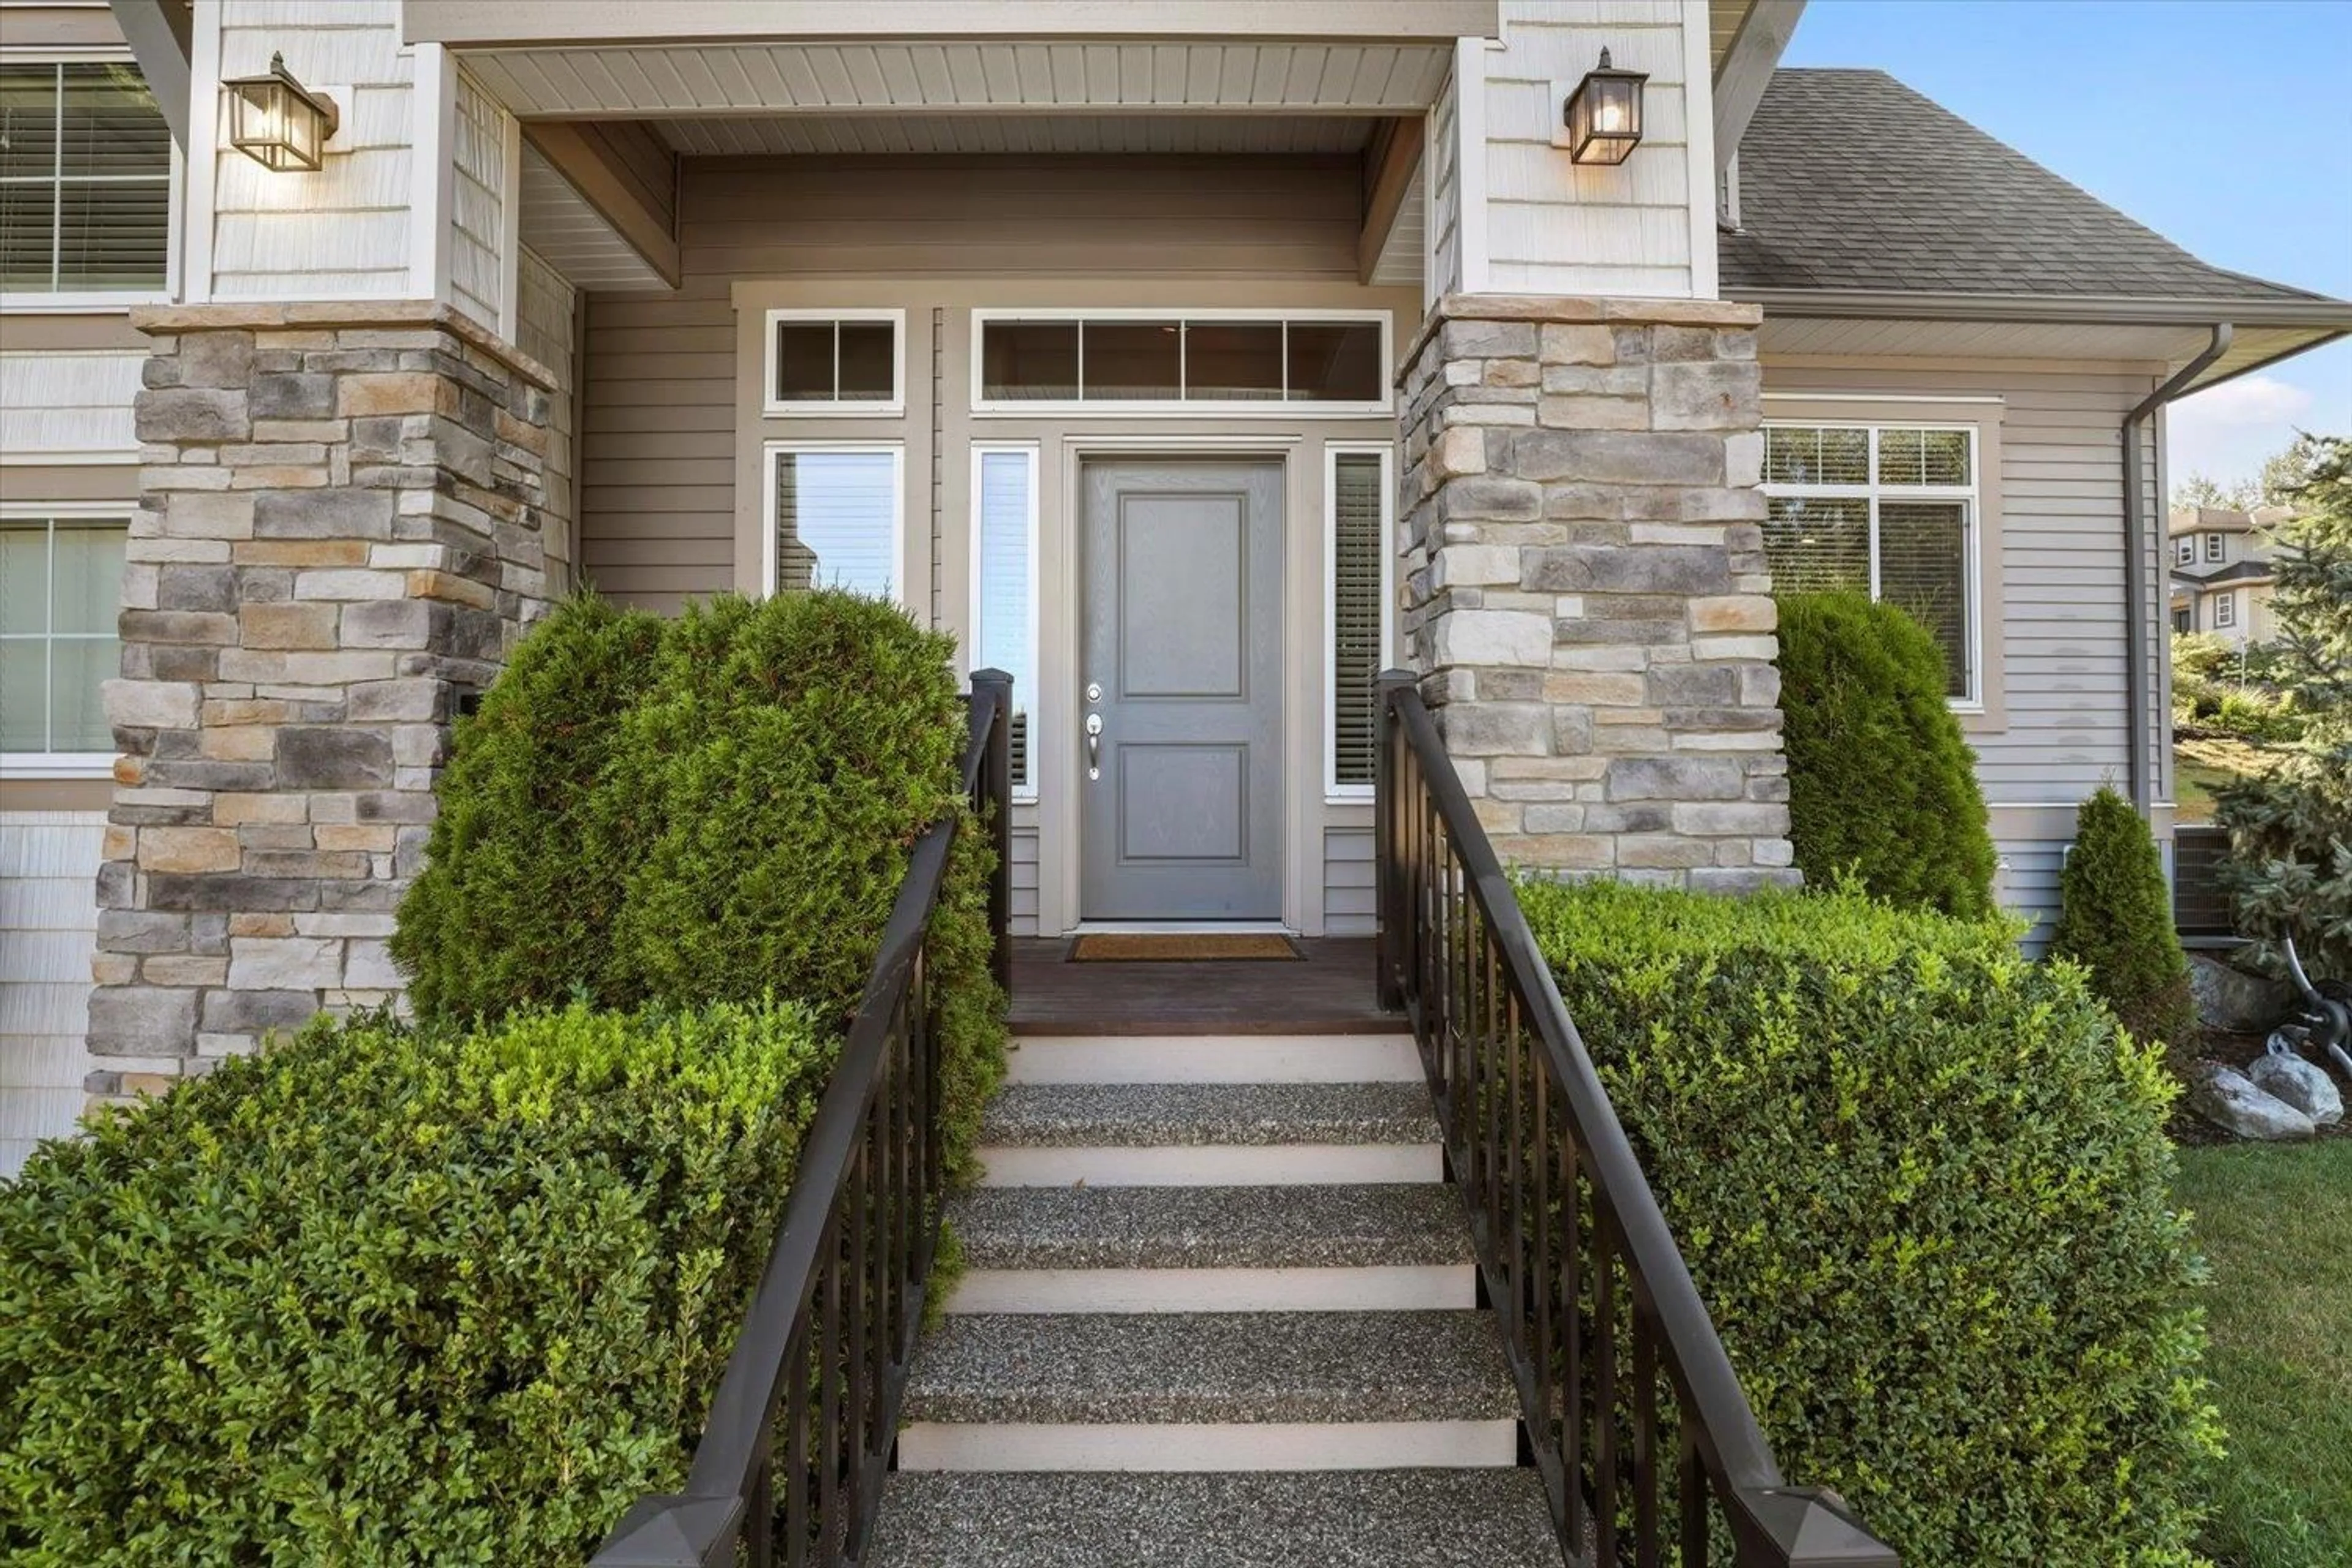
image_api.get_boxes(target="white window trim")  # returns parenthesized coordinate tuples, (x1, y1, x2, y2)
(1759, 421, 1985, 710)
(2214, 590, 2236, 628)
(2203, 531, 2225, 563)
(0, 51, 181, 314)
(758, 439, 908, 609)
(761, 308, 906, 417)
(1, 499, 126, 772)
(1324, 441, 1395, 802)
(967, 441, 1041, 803)
(2174, 536, 2195, 566)
(969, 307, 1394, 418)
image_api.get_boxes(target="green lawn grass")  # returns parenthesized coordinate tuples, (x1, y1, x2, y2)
(2174, 1139, 2352, 1567)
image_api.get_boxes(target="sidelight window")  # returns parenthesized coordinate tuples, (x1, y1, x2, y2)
(1327, 445, 1393, 796)
(970, 443, 1038, 796)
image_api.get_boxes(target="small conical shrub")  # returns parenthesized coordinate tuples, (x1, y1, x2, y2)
(391, 592, 665, 1023)
(2051, 786, 2196, 1048)
(1775, 592, 1997, 918)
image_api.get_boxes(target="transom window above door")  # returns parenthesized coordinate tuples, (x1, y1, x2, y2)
(973, 312, 1389, 413)
(764, 311, 904, 415)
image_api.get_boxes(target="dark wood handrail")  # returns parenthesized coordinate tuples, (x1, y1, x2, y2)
(1374, 669, 1898, 1567)
(591, 669, 1013, 1567)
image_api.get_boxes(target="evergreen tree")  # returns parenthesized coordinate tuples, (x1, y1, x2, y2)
(2052, 786, 2196, 1049)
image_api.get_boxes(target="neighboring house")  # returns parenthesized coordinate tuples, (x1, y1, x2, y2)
(1, 0, 2348, 1171)
(2169, 502, 2289, 646)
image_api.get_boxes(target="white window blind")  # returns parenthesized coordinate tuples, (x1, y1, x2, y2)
(1, 517, 123, 753)
(1330, 451, 1388, 791)
(0, 63, 168, 295)
(1762, 423, 1977, 700)
(971, 447, 1036, 792)
(772, 449, 900, 601)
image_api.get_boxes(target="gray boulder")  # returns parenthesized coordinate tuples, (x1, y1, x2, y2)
(2187, 1063, 2316, 1142)
(2247, 1044, 2345, 1126)
(2187, 953, 2291, 1032)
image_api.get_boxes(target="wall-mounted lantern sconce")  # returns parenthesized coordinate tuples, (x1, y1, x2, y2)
(224, 53, 339, 172)
(1562, 48, 1646, 165)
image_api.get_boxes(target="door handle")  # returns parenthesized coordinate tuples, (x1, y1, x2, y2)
(1085, 712, 1102, 780)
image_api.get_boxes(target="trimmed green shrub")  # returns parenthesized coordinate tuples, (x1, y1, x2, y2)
(391, 592, 665, 1023)
(0, 1002, 832, 1567)
(1519, 878, 2215, 1568)
(2051, 787, 2197, 1050)
(1775, 592, 1997, 919)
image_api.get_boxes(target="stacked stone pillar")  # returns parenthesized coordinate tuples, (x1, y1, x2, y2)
(85, 303, 556, 1090)
(1397, 294, 1798, 890)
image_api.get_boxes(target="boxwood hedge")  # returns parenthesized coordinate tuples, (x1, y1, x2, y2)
(1518, 878, 2217, 1568)
(0, 1002, 832, 1567)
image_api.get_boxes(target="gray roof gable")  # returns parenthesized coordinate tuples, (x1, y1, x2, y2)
(1721, 69, 2330, 304)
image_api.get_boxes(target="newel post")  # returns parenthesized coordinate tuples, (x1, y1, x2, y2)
(1373, 668, 1417, 1013)
(968, 667, 1015, 998)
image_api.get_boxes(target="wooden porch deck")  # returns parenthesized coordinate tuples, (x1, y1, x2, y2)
(1005, 937, 1395, 1035)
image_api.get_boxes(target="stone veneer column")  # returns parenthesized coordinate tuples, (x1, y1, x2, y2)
(85, 303, 557, 1090)
(1396, 294, 1799, 891)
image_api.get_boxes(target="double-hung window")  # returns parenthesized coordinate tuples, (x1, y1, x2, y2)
(1762, 423, 1980, 702)
(0, 62, 169, 298)
(764, 443, 905, 605)
(1, 512, 124, 767)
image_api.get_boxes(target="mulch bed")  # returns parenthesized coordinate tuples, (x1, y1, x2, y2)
(2168, 1026, 2351, 1146)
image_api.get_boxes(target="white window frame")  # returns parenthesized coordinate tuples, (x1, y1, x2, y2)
(967, 440, 1041, 802)
(761, 308, 906, 417)
(969, 308, 1394, 418)
(0, 499, 126, 777)
(1759, 421, 1984, 710)
(2203, 531, 2225, 564)
(759, 440, 908, 609)
(0, 50, 181, 314)
(2174, 535, 2195, 566)
(2214, 590, 2235, 628)
(1324, 441, 1395, 802)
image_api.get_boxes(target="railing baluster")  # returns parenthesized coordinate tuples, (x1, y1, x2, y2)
(785, 1321, 811, 1568)
(1368, 673, 1898, 1568)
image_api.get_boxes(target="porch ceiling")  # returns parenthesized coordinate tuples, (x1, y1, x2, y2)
(518, 141, 669, 293)
(652, 114, 1384, 157)
(456, 40, 1453, 121)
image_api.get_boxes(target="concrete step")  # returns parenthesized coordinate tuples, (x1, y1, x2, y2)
(976, 1082, 1442, 1187)
(896, 1310, 1520, 1471)
(1006, 1031, 1422, 1085)
(943, 1183, 1476, 1312)
(867, 1469, 1564, 1567)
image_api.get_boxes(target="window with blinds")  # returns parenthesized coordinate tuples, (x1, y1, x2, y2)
(1, 516, 125, 754)
(0, 63, 168, 295)
(1330, 450, 1389, 791)
(1762, 423, 1978, 701)
(771, 448, 901, 603)
(971, 446, 1036, 794)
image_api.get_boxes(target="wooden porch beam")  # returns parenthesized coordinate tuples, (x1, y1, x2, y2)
(1713, 0, 1806, 178)
(1357, 116, 1423, 286)
(521, 119, 682, 290)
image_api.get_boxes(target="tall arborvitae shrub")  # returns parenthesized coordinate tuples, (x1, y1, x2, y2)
(391, 592, 665, 1022)
(1776, 592, 1997, 918)
(2051, 786, 2197, 1049)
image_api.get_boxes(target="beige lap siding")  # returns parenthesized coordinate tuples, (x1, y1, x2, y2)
(1760, 358, 2174, 944)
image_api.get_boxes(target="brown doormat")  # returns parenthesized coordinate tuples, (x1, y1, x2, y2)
(1068, 933, 1302, 962)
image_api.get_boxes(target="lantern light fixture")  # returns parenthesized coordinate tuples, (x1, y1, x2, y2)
(224, 53, 339, 172)
(1562, 47, 1647, 165)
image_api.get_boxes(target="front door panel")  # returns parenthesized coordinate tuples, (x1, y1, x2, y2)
(1080, 462, 1283, 920)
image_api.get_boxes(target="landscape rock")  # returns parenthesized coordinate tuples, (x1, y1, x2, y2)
(2246, 1044, 2345, 1126)
(2187, 1062, 2316, 1142)
(2187, 952, 2291, 1032)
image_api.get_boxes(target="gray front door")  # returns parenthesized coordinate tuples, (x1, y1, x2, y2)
(1080, 461, 1284, 920)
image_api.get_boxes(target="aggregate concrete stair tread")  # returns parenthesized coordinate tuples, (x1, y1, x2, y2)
(899, 1310, 1517, 1425)
(948, 1183, 1474, 1271)
(979, 1081, 1439, 1147)
(865, 1469, 1564, 1567)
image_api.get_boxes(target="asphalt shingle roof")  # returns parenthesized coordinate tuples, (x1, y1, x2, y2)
(1721, 69, 2331, 303)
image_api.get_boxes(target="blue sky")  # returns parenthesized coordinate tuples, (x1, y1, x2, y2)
(1782, 0, 2352, 493)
